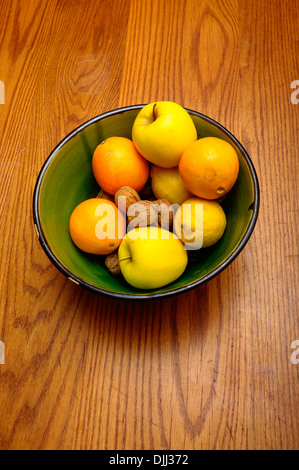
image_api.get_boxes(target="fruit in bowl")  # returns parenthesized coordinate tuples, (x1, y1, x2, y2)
(179, 136, 240, 200)
(69, 198, 126, 255)
(33, 102, 259, 299)
(67, 101, 243, 290)
(132, 101, 197, 168)
(118, 226, 188, 290)
(92, 136, 149, 195)
(150, 165, 193, 205)
(173, 198, 227, 249)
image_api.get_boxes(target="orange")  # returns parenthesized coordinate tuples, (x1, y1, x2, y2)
(179, 137, 239, 200)
(92, 136, 149, 195)
(69, 198, 126, 255)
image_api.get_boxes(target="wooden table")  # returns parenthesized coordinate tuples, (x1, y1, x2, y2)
(0, 0, 298, 450)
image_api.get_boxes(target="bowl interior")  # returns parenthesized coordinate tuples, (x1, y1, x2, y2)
(34, 106, 258, 298)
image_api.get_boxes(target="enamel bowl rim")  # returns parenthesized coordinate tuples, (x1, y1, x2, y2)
(33, 104, 260, 300)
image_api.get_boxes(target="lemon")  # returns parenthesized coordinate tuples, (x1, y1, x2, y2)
(173, 197, 227, 249)
(150, 165, 193, 205)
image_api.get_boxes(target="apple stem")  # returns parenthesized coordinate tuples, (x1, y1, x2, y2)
(152, 103, 157, 121)
(118, 256, 132, 263)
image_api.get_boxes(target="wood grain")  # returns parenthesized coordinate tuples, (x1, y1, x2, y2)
(0, 0, 298, 450)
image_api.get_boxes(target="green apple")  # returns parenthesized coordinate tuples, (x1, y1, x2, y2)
(132, 101, 197, 168)
(118, 226, 188, 289)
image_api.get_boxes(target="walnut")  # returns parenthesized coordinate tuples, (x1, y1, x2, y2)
(105, 252, 122, 277)
(152, 198, 174, 231)
(114, 186, 140, 214)
(127, 200, 158, 229)
(97, 189, 114, 203)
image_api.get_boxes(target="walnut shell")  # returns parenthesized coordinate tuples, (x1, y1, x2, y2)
(97, 189, 114, 203)
(114, 186, 140, 214)
(152, 199, 174, 230)
(127, 200, 158, 228)
(105, 252, 122, 277)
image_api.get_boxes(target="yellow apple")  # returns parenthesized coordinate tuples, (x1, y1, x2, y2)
(132, 101, 197, 168)
(118, 226, 188, 289)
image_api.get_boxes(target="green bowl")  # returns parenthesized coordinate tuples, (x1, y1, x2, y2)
(33, 105, 259, 300)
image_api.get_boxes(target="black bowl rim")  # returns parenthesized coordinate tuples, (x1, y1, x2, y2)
(33, 104, 260, 300)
